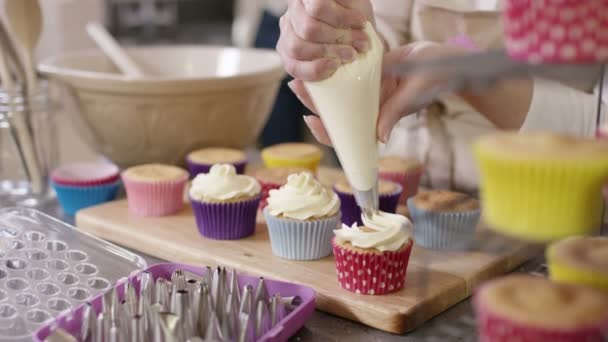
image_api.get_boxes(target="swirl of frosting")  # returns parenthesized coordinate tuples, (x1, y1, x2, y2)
(266, 172, 340, 220)
(334, 212, 412, 252)
(189, 164, 260, 202)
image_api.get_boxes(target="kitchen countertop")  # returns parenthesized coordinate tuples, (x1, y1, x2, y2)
(37, 199, 547, 342)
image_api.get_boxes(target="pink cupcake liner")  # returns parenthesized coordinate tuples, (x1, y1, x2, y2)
(504, 0, 608, 63)
(51, 162, 120, 187)
(378, 166, 423, 204)
(473, 293, 608, 342)
(332, 238, 413, 295)
(122, 174, 188, 217)
(190, 195, 261, 240)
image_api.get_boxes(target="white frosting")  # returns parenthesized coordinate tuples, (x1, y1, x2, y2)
(266, 172, 340, 220)
(304, 22, 384, 191)
(334, 212, 412, 252)
(189, 164, 260, 202)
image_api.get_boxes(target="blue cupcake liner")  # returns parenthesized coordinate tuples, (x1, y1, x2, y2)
(334, 182, 402, 226)
(190, 195, 261, 240)
(52, 180, 121, 216)
(263, 209, 340, 260)
(407, 198, 480, 250)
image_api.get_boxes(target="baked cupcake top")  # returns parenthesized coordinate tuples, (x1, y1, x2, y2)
(475, 132, 608, 160)
(266, 172, 340, 220)
(189, 164, 260, 202)
(187, 147, 246, 164)
(548, 236, 608, 272)
(122, 164, 187, 183)
(477, 275, 608, 329)
(334, 179, 399, 195)
(379, 156, 421, 173)
(334, 212, 412, 252)
(254, 167, 309, 184)
(262, 143, 322, 160)
(412, 190, 479, 213)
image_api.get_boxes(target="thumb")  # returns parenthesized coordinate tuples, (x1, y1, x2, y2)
(377, 77, 428, 143)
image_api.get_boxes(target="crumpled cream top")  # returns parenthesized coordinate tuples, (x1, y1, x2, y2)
(189, 164, 260, 202)
(266, 172, 340, 220)
(334, 212, 412, 252)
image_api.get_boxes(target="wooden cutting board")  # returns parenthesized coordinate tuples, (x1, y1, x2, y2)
(76, 200, 539, 334)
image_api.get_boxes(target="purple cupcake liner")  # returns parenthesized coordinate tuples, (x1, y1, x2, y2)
(334, 182, 403, 226)
(190, 195, 260, 240)
(186, 158, 247, 178)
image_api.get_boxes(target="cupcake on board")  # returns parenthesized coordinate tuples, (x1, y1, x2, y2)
(474, 275, 608, 342)
(264, 172, 341, 260)
(189, 164, 261, 240)
(254, 166, 309, 209)
(186, 147, 247, 177)
(334, 178, 402, 226)
(333, 212, 413, 295)
(122, 163, 188, 217)
(378, 156, 423, 203)
(261, 142, 323, 171)
(548, 236, 608, 292)
(407, 190, 480, 250)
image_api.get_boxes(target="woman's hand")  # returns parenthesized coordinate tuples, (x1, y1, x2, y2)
(276, 0, 375, 81)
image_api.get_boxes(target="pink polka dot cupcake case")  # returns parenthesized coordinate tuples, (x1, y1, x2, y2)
(504, 0, 608, 63)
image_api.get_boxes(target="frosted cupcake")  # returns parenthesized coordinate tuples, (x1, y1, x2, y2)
(122, 164, 188, 217)
(186, 147, 247, 177)
(254, 167, 309, 209)
(407, 190, 480, 250)
(264, 172, 340, 260)
(548, 236, 608, 293)
(333, 212, 413, 295)
(474, 132, 608, 241)
(334, 179, 402, 226)
(378, 156, 423, 203)
(474, 275, 608, 342)
(261, 143, 323, 171)
(189, 164, 261, 240)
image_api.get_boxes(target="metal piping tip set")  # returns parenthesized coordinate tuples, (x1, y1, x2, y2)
(36, 264, 316, 342)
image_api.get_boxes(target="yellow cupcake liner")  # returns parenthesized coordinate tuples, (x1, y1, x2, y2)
(547, 248, 608, 293)
(474, 145, 608, 242)
(261, 152, 322, 172)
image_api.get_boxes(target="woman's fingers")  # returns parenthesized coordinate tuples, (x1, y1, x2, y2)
(287, 79, 318, 114)
(301, 0, 366, 29)
(303, 115, 333, 146)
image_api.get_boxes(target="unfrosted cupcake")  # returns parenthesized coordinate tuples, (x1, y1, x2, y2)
(474, 275, 608, 342)
(254, 167, 309, 209)
(334, 179, 402, 226)
(186, 147, 247, 177)
(407, 190, 480, 250)
(122, 164, 188, 217)
(261, 143, 323, 171)
(474, 132, 608, 242)
(189, 164, 261, 240)
(548, 236, 608, 293)
(264, 172, 340, 260)
(378, 156, 423, 203)
(333, 212, 413, 295)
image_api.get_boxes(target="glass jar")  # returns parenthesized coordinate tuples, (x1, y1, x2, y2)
(0, 83, 57, 206)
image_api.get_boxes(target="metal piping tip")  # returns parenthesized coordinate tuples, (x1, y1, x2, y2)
(94, 312, 104, 342)
(205, 312, 222, 342)
(228, 269, 241, 303)
(353, 181, 379, 219)
(81, 302, 95, 342)
(157, 312, 180, 342)
(197, 282, 211, 337)
(154, 278, 170, 311)
(254, 277, 269, 304)
(131, 315, 145, 342)
(171, 269, 186, 292)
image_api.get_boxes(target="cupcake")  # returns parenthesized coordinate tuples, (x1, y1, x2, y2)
(504, 0, 608, 63)
(378, 156, 423, 203)
(261, 143, 323, 171)
(407, 190, 480, 250)
(334, 179, 402, 226)
(263, 172, 341, 260)
(474, 132, 608, 242)
(122, 164, 188, 217)
(333, 212, 413, 295)
(189, 164, 261, 240)
(186, 147, 247, 177)
(254, 167, 309, 209)
(547, 236, 608, 292)
(474, 275, 608, 342)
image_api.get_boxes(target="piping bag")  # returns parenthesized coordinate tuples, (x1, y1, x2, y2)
(304, 22, 384, 217)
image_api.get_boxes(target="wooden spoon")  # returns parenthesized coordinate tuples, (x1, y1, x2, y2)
(86, 22, 145, 78)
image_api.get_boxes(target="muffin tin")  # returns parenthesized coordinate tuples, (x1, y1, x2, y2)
(0, 208, 146, 342)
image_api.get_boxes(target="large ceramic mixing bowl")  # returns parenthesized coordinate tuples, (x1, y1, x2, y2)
(39, 46, 284, 168)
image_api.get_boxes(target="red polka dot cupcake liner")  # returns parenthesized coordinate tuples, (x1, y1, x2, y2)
(332, 238, 413, 295)
(473, 294, 608, 342)
(378, 166, 423, 204)
(504, 0, 608, 63)
(257, 180, 282, 210)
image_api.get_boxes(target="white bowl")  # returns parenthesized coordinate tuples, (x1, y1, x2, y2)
(39, 45, 285, 168)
